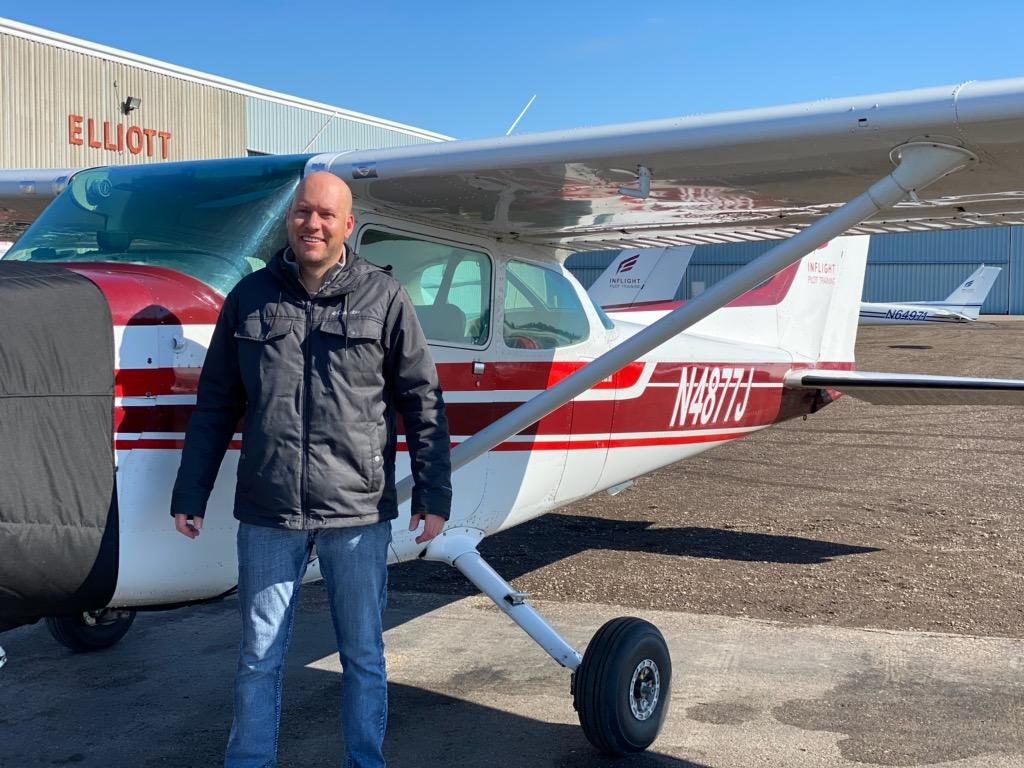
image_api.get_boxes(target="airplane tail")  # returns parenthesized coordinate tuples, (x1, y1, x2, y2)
(587, 246, 694, 310)
(688, 236, 871, 365)
(933, 265, 1002, 319)
(776, 236, 870, 364)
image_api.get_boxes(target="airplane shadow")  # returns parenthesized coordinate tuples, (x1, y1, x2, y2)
(389, 512, 879, 596)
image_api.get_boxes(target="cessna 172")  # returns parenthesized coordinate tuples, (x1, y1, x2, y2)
(859, 263, 1002, 324)
(587, 246, 1003, 327)
(4, 77, 1024, 756)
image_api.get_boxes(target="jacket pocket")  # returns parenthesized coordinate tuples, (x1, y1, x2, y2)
(319, 315, 386, 384)
(234, 315, 296, 395)
(368, 420, 386, 493)
(234, 314, 294, 342)
(320, 314, 384, 343)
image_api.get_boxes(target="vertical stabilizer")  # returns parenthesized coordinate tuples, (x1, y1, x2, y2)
(937, 265, 1002, 319)
(775, 235, 871, 364)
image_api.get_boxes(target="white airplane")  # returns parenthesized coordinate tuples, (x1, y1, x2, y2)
(5, 77, 1024, 757)
(859, 264, 1002, 324)
(587, 247, 1004, 328)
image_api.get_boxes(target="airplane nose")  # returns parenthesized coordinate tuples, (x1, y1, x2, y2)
(0, 262, 118, 629)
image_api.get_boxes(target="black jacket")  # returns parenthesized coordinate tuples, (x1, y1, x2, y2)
(171, 248, 452, 528)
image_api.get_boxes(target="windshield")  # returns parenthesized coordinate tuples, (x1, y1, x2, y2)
(4, 155, 308, 295)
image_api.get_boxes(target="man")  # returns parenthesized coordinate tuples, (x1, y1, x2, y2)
(171, 171, 452, 768)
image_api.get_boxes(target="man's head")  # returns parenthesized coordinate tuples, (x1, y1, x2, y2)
(286, 171, 355, 275)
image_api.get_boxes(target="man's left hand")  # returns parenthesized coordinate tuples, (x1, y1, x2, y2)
(409, 512, 445, 544)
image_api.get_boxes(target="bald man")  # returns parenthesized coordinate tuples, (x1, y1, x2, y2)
(172, 171, 452, 768)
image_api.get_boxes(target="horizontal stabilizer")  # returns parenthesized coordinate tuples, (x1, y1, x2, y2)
(784, 369, 1024, 405)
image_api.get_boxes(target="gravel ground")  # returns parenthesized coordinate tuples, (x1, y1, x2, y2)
(390, 319, 1024, 638)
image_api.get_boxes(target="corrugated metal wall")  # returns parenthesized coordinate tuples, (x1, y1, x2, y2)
(567, 226, 1024, 314)
(246, 99, 438, 155)
(1, 32, 246, 167)
(863, 227, 1012, 314)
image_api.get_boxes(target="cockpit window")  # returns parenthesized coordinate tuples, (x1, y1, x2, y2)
(358, 228, 492, 347)
(4, 156, 307, 295)
(503, 260, 590, 349)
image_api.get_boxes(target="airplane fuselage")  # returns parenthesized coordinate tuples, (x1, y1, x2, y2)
(82, 211, 831, 609)
(1, 158, 862, 614)
(858, 301, 973, 325)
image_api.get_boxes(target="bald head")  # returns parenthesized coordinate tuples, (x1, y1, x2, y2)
(287, 171, 355, 285)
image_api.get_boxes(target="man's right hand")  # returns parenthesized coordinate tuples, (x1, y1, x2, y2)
(174, 514, 203, 539)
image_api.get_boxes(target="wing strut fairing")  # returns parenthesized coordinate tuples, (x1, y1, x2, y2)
(394, 144, 973, 525)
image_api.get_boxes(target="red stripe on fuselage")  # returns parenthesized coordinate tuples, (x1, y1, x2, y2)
(114, 361, 853, 441)
(114, 360, 646, 398)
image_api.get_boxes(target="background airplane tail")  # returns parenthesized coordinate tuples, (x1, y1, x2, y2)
(587, 246, 694, 309)
(937, 265, 1002, 319)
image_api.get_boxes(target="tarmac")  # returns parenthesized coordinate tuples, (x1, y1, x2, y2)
(1, 586, 1021, 767)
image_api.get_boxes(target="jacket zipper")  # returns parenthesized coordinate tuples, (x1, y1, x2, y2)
(300, 299, 313, 529)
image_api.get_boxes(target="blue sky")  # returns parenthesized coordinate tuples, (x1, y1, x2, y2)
(7, 2, 1024, 140)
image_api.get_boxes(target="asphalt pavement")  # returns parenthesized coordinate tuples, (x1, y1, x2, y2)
(1, 587, 1021, 767)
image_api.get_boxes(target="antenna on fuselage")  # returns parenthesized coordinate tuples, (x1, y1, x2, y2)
(506, 94, 537, 135)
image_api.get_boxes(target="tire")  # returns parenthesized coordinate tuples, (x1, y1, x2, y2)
(45, 610, 136, 652)
(573, 616, 672, 756)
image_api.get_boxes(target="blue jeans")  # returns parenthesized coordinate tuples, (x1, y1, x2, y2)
(225, 520, 392, 768)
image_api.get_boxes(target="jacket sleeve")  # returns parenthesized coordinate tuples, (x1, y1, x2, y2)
(383, 286, 453, 519)
(170, 291, 245, 519)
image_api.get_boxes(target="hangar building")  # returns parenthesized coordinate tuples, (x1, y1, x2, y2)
(569, 226, 1024, 315)
(569, 225, 1024, 315)
(0, 18, 447, 169)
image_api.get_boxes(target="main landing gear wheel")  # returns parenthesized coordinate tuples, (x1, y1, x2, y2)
(573, 616, 672, 756)
(45, 609, 137, 652)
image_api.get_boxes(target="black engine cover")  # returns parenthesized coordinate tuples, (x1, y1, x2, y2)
(0, 262, 117, 627)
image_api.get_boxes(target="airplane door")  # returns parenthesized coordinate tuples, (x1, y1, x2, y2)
(471, 259, 604, 528)
(357, 227, 493, 555)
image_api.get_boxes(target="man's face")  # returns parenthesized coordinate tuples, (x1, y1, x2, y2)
(286, 172, 355, 272)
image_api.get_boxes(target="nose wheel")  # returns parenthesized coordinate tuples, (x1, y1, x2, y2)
(573, 617, 672, 756)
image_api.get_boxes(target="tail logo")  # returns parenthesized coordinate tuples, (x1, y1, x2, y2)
(616, 254, 640, 274)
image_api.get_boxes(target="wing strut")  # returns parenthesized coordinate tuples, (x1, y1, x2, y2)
(396, 142, 975, 509)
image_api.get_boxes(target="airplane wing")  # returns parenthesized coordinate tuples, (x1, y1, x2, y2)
(784, 369, 1024, 405)
(311, 78, 1024, 253)
(0, 169, 77, 241)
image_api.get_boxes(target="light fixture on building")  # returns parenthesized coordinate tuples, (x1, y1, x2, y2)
(122, 96, 142, 114)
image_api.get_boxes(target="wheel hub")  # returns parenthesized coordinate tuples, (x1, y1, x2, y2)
(629, 658, 661, 721)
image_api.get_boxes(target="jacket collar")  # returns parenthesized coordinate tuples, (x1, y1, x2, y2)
(269, 244, 371, 299)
